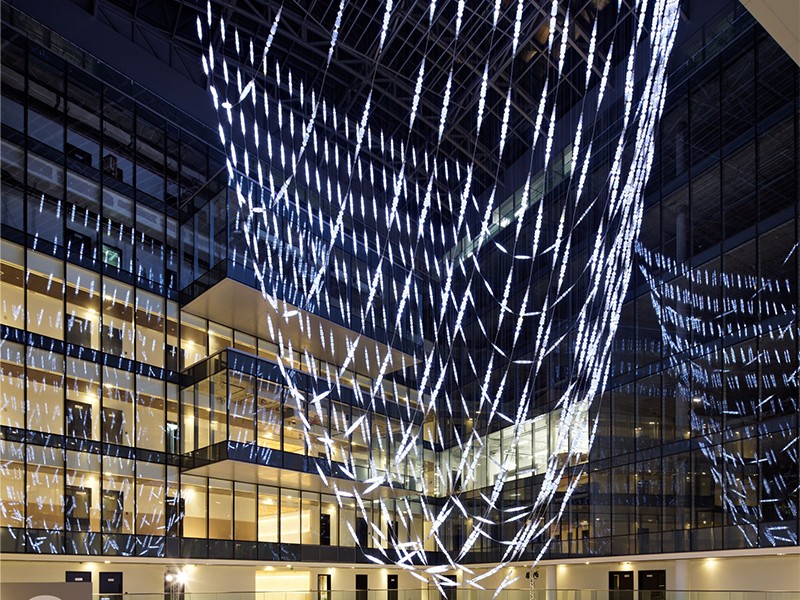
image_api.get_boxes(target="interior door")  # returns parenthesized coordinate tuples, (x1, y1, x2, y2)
(443, 574, 458, 600)
(388, 574, 398, 600)
(609, 571, 634, 600)
(317, 574, 331, 600)
(639, 570, 666, 600)
(99, 571, 123, 600)
(355, 574, 368, 600)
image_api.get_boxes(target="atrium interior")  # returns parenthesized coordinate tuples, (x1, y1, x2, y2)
(0, 0, 798, 597)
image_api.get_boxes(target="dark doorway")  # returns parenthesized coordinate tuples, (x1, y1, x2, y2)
(609, 571, 634, 600)
(443, 574, 458, 600)
(317, 573, 331, 600)
(66, 399, 92, 439)
(320, 513, 331, 546)
(356, 518, 368, 547)
(99, 571, 123, 600)
(638, 570, 666, 600)
(451, 525, 463, 554)
(66, 571, 91, 583)
(102, 407, 125, 444)
(387, 574, 398, 600)
(355, 573, 368, 600)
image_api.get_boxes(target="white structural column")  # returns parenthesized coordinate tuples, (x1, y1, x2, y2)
(544, 565, 557, 591)
(674, 560, 691, 599)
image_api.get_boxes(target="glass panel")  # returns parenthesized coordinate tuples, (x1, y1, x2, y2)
(26, 347, 63, 435)
(166, 383, 180, 454)
(26, 250, 64, 339)
(136, 289, 165, 367)
(209, 321, 232, 355)
(27, 50, 64, 152)
(66, 171, 101, 261)
(636, 375, 662, 450)
(301, 491, 320, 545)
(136, 202, 165, 285)
(0, 240, 25, 331)
(102, 187, 135, 274)
(102, 366, 134, 447)
(208, 478, 232, 540)
(339, 500, 356, 548)
(27, 153, 63, 246)
(135, 107, 165, 201)
(229, 370, 255, 444)
(66, 358, 101, 441)
(257, 485, 279, 543)
(233, 331, 257, 354)
(102, 455, 134, 535)
(102, 278, 135, 359)
(66, 264, 101, 350)
(307, 397, 329, 459)
(321, 494, 338, 546)
(0, 439, 26, 528)
(234, 482, 257, 541)
(722, 144, 755, 239)
(136, 461, 165, 536)
(182, 475, 207, 538)
(1, 141, 25, 231)
(27, 443, 64, 531)
(66, 70, 102, 169)
(283, 389, 305, 456)
(102, 87, 134, 186)
(180, 312, 207, 368)
(136, 374, 165, 451)
(280, 489, 301, 544)
(0, 341, 25, 429)
(350, 406, 369, 470)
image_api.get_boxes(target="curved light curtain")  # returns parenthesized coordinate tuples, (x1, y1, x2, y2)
(198, 0, 681, 592)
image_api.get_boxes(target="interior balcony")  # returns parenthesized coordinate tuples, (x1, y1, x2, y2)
(178, 347, 435, 499)
(178, 168, 430, 361)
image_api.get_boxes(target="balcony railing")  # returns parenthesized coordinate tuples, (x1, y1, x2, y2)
(94, 590, 800, 600)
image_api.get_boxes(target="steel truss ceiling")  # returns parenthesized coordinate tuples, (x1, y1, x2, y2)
(70, 0, 638, 200)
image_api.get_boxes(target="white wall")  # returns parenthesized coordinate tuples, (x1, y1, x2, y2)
(184, 564, 257, 593)
(323, 566, 424, 592)
(534, 554, 800, 592)
(2, 554, 797, 595)
(0, 560, 163, 595)
(0, 559, 425, 595)
(687, 555, 800, 592)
